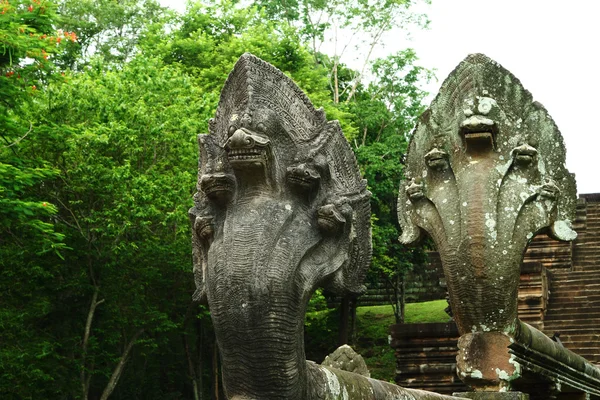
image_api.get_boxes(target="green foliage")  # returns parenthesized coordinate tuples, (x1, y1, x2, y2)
(1, 0, 436, 397)
(54, 0, 170, 68)
(31, 56, 204, 398)
(355, 301, 449, 381)
(304, 308, 340, 362)
(356, 301, 450, 325)
(348, 49, 432, 322)
(0, 3, 76, 397)
(152, 2, 332, 105)
(303, 301, 450, 381)
(0, 162, 65, 256)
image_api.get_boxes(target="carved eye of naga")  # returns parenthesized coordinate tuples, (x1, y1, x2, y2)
(538, 179, 560, 201)
(512, 143, 538, 166)
(194, 215, 215, 241)
(424, 147, 449, 171)
(317, 201, 350, 235)
(405, 178, 425, 203)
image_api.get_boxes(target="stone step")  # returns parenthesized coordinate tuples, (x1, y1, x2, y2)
(550, 290, 600, 296)
(557, 339, 600, 347)
(545, 318, 600, 325)
(546, 299, 600, 307)
(549, 294, 600, 303)
(543, 327, 600, 335)
(551, 291, 600, 297)
(546, 299, 600, 308)
(545, 308, 600, 317)
(551, 279, 600, 285)
(550, 281, 590, 286)
(565, 347, 600, 354)
(549, 289, 600, 297)
(543, 317, 600, 326)
(573, 243, 600, 249)
(550, 334, 600, 343)
(551, 267, 600, 273)
(550, 277, 600, 284)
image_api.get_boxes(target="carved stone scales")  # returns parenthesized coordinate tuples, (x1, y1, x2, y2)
(190, 54, 460, 400)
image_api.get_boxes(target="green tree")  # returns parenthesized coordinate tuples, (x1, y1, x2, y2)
(351, 50, 433, 323)
(1, 1, 436, 397)
(54, 0, 170, 69)
(252, 0, 430, 104)
(3, 2, 342, 398)
(0, 0, 73, 397)
(27, 56, 207, 399)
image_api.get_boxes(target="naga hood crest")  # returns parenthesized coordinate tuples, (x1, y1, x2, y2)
(397, 53, 577, 334)
(190, 53, 372, 302)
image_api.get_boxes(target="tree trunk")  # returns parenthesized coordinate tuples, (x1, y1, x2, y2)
(392, 274, 406, 324)
(333, 60, 340, 104)
(81, 286, 104, 400)
(99, 328, 144, 400)
(345, 25, 387, 104)
(212, 344, 220, 400)
(183, 303, 203, 400)
(400, 278, 406, 324)
(197, 318, 205, 399)
(349, 297, 357, 345)
(338, 296, 350, 345)
(184, 331, 202, 400)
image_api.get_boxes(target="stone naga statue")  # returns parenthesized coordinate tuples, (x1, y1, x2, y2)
(397, 54, 580, 392)
(190, 53, 462, 400)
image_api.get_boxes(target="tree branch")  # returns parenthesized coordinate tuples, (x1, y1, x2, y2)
(3, 122, 32, 148)
(99, 328, 145, 400)
(81, 287, 105, 400)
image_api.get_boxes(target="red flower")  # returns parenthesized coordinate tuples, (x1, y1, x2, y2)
(28, 4, 33, 11)
(42, 202, 47, 207)
(31, 85, 36, 90)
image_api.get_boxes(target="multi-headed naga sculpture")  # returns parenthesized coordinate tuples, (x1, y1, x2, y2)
(397, 54, 600, 396)
(190, 54, 458, 400)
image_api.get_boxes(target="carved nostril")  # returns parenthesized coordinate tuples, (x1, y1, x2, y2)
(229, 129, 255, 148)
(304, 169, 310, 176)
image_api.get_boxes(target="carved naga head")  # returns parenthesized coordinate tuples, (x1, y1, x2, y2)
(397, 54, 577, 335)
(189, 54, 371, 399)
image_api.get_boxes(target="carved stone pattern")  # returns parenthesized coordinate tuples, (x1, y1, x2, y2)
(322, 344, 371, 378)
(189, 53, 375, 400)
(397, 53, 577, 336)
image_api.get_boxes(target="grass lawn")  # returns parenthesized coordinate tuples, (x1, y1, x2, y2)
(305, 299, 450, 382)
(353, 300, 451, 382)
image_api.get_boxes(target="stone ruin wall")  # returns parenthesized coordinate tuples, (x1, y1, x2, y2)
(392, 193, 600, 394)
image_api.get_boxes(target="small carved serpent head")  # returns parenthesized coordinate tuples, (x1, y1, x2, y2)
(286, 154, 328, 195)
(512, 143, 538, 167)
(317, 199, 352, 235)
(424, 147, 449, 171)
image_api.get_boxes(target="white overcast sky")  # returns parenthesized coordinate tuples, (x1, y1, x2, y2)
(160, 0, 600, 195)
